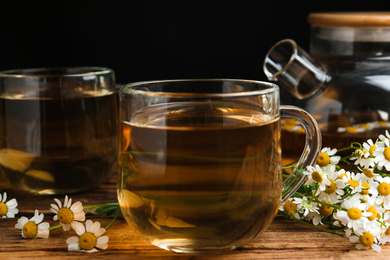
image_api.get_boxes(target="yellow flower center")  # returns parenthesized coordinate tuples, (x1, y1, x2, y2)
(283, 201, 297, 212)
(348, 179, 359, 188)
(359, 232, 374, 247)
(317, 153, 330, 167)
(363, 168, 374, 178)
(360, 123, 370, 129)
(339, 173, 347, 179)
(319, 203, 334, 217)
(58, 208, 74, 224)
(360, 182, 370, 195)
(369, 145, 377, 157)
(347, 207, 362, 220)
(23, 221, 38, 239)
(366, 206, 377, 221)
(346, 127, 358, 133)
(0, 202, 8, 217)
(386, 227, 390, 236)
(325, 180, 337, 194)
(378, 121, 388, 127)
(79, 232, 97, 250)
(384, 147, 390, 161)
(311, 171, 323, 183)
(378, 182, 390, 196)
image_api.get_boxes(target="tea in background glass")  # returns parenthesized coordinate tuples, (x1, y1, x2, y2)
(117, 79, 321, 253)
(0, 67, 118, 194)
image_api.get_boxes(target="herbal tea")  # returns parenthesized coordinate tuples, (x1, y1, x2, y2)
(118, 103, 283, 252)
(0, 89, 118, 194)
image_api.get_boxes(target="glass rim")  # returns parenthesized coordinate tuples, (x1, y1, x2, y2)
(0, 66, 114, 78)
(120, 78, 279, 98)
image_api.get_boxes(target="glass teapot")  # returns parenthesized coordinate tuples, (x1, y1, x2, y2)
(264, 12, 390, 162)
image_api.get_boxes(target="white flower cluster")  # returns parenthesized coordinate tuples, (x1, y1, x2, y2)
(4, 194, 109, 253)
(280, 131, 390, 252)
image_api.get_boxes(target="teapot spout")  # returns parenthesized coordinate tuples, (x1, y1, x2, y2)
(263, 39, 329, 99)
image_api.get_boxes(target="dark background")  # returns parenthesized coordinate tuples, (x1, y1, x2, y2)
(1, 1, 390, 84)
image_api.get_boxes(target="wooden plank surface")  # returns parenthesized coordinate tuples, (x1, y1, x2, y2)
(1, 173, 390, 260)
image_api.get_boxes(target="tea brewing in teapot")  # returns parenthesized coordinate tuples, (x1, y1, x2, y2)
(264, 12, 390, 163)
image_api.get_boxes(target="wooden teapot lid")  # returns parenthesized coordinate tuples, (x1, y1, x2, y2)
(308, 12, 390, 27)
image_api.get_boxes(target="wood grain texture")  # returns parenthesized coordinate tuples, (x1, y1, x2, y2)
(1, 173, 390, 260)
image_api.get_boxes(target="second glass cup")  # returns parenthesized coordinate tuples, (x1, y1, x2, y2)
(0, 67, 118, 195)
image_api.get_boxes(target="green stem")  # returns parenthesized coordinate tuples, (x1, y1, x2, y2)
(83, 203, 119, 209)
(105, 212, 120, 230)
(293, 216, 345, 236)
(49, 224, 62, 231)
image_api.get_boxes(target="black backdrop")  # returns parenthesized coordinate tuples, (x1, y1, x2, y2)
(1, 1, 390, 84)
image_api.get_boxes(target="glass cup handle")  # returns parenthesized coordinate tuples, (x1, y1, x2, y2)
(280, 105, 322, 203)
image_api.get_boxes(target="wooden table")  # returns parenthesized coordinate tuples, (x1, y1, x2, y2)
(1, 173, 389, 260)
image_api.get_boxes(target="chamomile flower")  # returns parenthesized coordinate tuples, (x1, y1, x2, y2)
(317, 170, 345, 204)
(364, 204, 385, 230)
(349, 229, 382, 252)
(293, 196, 319, 217)
(340, 172, 364, 193)
(359, 167, 380, 182)
(15, 209, 49, 239)
(316, 147, 341, 168)
(50, 195, 85, 231)
(0, 192, 18, 218)
(66, 220, 108, 253)
(303, 165, 331, 192)
(380, 223, 390, 245)
(308, 202, 334, 226)
(350, 139, 377, 168)
(337, 125, 366, 134)
(279, 199, 300, 219)
(373, 176, 390, 208)
(373, 131, 390, 171)
(335, 197, 372, 231)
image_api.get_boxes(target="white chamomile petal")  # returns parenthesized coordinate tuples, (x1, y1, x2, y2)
(38, 222, 50, 230)
(67, 197, 72, 208)
(70, 201, 83, 212)
(74, 212, 86, 222)
(68, 243, 81, 252)
(85, 219, 93, 232)
(94, 227, 106, 237)
(50, 203, 59, 212)
(15, 217, 28, 229)
(86, 248, 99, 253)
(62, 223, 71, 231)
(73, 221, 86, 236)
(54, 198, 62, 208)
(66, 236, 79, 244)
(6, 198, 18, 208)
(91, 221, 101, 234)
(35, 212, 44, 224)
(64, 196, 69, 208)
(96, 242, 108, 250)
(97, 236, 109, 245)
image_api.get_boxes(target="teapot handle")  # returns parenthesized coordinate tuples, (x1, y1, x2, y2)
(264, 39, 329, 99)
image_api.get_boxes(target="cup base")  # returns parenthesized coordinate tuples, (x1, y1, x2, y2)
(152, 238, 238, 254)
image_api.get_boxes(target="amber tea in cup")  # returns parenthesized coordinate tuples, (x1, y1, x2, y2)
(0, 67, 118, 194)
(117, 79, 321, 253)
